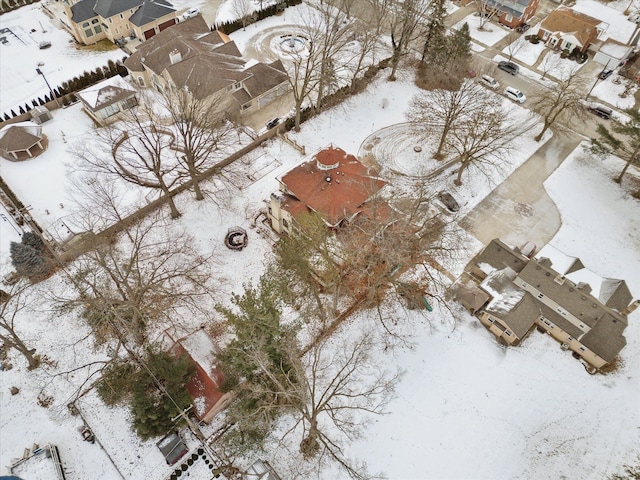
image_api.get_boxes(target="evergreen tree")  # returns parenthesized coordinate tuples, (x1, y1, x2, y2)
(19, 106, 25, 114)
(130, 349, 195, 440)
(216, 273, 301, 444)
(447, 22, 472, 67)
(21, 231, 47, 254)
(4, 113, 10, 121)
(421, 0, 447, 64)
(10, 241, 53, 280)
(38, 97, 45, 106)
(107, 59, 118, 76)
(32, 99, 38, 108)
(24, 103, 31, 112)
(10, 109, 17, 117)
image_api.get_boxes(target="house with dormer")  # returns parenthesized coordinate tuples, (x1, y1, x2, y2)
(60, 0, 178, 46)
(124, 17, 290, 117)
(76, 75, 138, 125)
(537, 7, 604, 53)
(267, 146, 387, 234)
(466, 239, 637, 370)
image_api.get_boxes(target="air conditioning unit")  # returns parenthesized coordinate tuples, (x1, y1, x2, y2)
(560, 343, 569, 351)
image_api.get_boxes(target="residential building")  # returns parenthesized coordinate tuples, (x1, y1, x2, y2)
(60, 0, 177, 46)
(537, 7, 604, 53)
(76, 76, 138, 125)
(0, 122, 45, 161)
(479, 0, 540, 29)
(466, 239, 637, 370)
(124, 17, 290, 117)
(267, 146, 387, 234)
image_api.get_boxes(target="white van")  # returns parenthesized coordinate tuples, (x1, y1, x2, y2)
(479, 74, 500, 89)
(505, 86, 526, 103)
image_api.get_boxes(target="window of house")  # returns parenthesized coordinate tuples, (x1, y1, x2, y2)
(537, 292, 545, 299)
(505, 14, 513, 22)
(92, 19, 99, 24)
(109, 18, 113, 23)
(137, 76, 145, 87)
(567, 336, 573, 342)
(268, 207, 272, 215)
(102, 103, 120, 118)
(520, 281, 528, 288)
(94, 26, 102, 34)
(82, 22, 90, 27)
(556, 306, 568, 316)
(504, 330, 512, 337)
(579, 346, 586, 352)
(579, 323, 586, 329)
(120, 13, 124, 18)
(84, 29, 93, 37)
(283, 219, 289, 228)
(121, 97, 138, 110)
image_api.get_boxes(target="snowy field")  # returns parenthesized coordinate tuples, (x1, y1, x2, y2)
(0, 4, 124, 117)
(1, 0, 639, 478)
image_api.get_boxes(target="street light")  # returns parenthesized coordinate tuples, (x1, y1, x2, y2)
(36, 67, 60, 107)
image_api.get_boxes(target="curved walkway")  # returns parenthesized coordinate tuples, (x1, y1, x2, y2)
(459, 132, 583, 249)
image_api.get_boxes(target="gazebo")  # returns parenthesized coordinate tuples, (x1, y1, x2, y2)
(0, 122, 46, 161)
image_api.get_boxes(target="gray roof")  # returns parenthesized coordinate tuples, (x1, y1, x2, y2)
(517, 260, 628, 330)
(93, 0, 143, 19)
(485, 0, 530, 18)
(70, 0, 98, 22)
(473, 238, 529, 274)
(128, 0, 175, 26)
(233, 60, 288, 106)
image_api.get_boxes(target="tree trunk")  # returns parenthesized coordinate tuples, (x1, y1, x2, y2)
(300, 418, 320, 458)
(534, 124, 548, 142)
(615, 157, 633, 183)
(160, 183, 181, 219)
(188, 162, 204, 201)
(455, 160, 468, 185)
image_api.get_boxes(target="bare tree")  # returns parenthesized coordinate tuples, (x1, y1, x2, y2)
(529, 69, 588, 141)
(591, 108, 640, 183)
(386, 0, 430, 80)
(77, 101, 183, 219)
(62, 211, 214, 344)
(233, 328, 401, 479)
(0, 282, 40, 369)
(160, 88, 234, 201)
(475, 0, 501, 30)
(448, 96, 533, 185)
(232, 0, 255, 30)
(504, 31, 528, 62)
(406, 80, 488, 159)
(539, 50, 562, 80)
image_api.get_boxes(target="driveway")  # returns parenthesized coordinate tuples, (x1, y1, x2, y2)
(459, 132, 583, 249)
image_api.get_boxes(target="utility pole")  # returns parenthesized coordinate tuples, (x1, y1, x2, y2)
(36, 67, 60, 107)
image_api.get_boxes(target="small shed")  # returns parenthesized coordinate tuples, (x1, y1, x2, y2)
(30, 106, 53, 125)
(0, 122, 46, 161)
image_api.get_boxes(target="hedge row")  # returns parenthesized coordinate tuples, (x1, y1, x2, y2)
(217, 0, 302, 35)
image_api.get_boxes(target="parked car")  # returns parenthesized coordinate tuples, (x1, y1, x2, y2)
(498, 61, 519, 75)
(265, 118, 280, 129)
(505, 86, 526, 103)
(599, 69, 614, 80)
(182, 7, 200, 19)
(586, 104, 612, 119)
(516, 23, 530, 33)
(438, 191, 460, 212)
(479, 74, 500, 89)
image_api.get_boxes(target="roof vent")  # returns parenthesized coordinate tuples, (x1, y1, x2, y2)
(554, 275, 565, 285)
(169, 49, 182, 65)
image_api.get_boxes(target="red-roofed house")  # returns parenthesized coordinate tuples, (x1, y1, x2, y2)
(165, 329, 232, 423)
(267, 146, 387, 234)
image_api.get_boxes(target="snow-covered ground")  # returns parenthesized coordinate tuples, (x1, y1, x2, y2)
(0, 4, 125, 117)
(1, 1, 639, 479)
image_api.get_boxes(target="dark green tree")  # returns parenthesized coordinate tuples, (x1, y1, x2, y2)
(10, 236, 54, 281)
(216, 273, 301, 445)
(420, 0, 447, 64)
(591, 108, 640, 183)
(131, 349, 195, 440)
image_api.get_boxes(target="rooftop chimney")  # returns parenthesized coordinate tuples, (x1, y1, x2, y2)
(169, 49, 182, 65)
(621, 299, 640, 316)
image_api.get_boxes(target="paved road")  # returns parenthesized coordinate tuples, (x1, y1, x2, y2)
(459, 132, 583, 249)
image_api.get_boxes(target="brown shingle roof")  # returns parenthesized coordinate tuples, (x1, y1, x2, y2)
(233, 60, 288, 106)
(0, 123, 42, 153)
(280, 146, 387, 227)
(540, 7, 601, 46)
